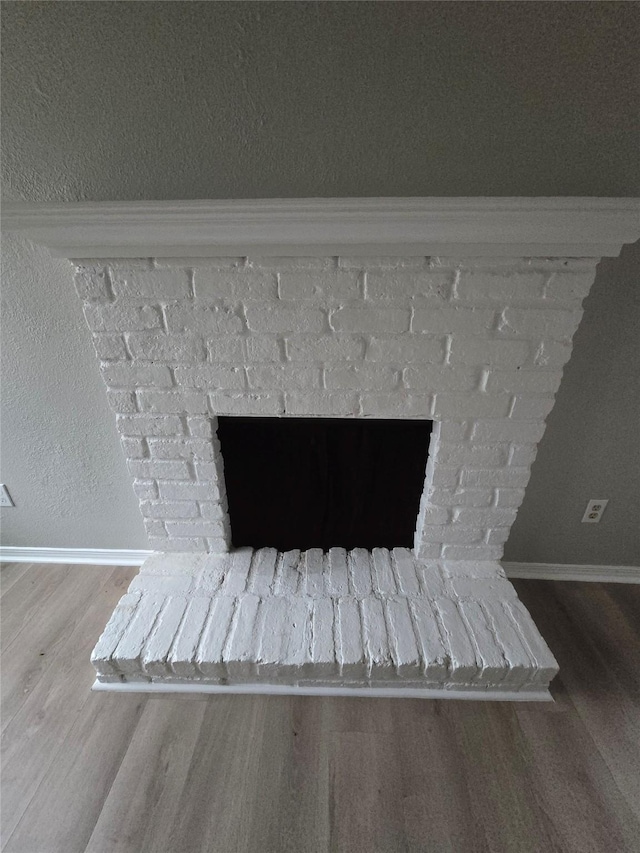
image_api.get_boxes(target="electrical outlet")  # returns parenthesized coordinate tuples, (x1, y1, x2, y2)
(0, 484, 15, 507)
(582, 499, 608, 523)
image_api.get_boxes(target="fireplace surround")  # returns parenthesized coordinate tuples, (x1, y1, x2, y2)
(6, 197, 638, 699)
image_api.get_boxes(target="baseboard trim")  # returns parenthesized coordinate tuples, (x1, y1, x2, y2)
(2, 548, 638, 583)
(92, 679, 552, 702)
(502, 561, 640, 584)
(0, 547, 152, 566)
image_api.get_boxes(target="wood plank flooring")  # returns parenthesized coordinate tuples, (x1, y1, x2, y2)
(1, 563, 639, 853)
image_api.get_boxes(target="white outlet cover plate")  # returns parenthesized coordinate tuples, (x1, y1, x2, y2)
(0, 485, 14, 507)
(582, 499, 608, 523)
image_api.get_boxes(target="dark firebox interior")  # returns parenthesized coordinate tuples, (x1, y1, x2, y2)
(217, 416, 432, 552)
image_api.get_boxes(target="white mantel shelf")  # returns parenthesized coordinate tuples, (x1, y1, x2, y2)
(3, 197, 638, 258)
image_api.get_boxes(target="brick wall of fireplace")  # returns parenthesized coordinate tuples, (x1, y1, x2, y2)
(75, 254, 597, 560)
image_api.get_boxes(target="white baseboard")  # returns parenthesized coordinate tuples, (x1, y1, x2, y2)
(0, 547, 152, 566)
(92, 679, 552, 702)
(2, 547, 638, 584)
(502, 561, 640, 584)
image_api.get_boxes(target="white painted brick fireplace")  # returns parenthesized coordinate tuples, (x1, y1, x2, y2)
(6, 198, 638, 700)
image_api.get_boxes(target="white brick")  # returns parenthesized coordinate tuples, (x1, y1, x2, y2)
(174, 365, 245, 390)
(199, 501, 227, 520)
(140, 500, 198, 519)
(441, 544, 503, 560)
(419, 525, 484, 544)
(495, 488, 527, 508)
(116, 414, 183, 436)
(101, 363, 173, 388)
(284, 392, 358, 417)
(273, 550, 302, 596)
(330, 307, 410, 333)
(302, 548, 325, 598)
(384, 598, 422, 677)
(133, 479, 158, 500)
(91, 592, 141, 675)
(371, 548, 397, 595)
(112, 594, 165, 674)
(285, 335, 365, 362)
(455, 272, 546, 303)
(414, 563, 446, 598)
(158, 481, 216, 501)
(164, 304, 244, 334)
(404, 366, 479, 392)
(366, 335, 445, 363)
(392, 548, 421, 596)
(361, 597, 391, 677)
(207, 336, 246, 362)
(533, 340, 573, 368)
(434, 598, 479, 683)
(510, 396, 555, 420)
(433, 392, 511, 419)
(128, 574, 194, 595)
(127, 333, 205, 362)
(248, 548, 278, 595)
(220, 548, 253, 594)
(137, 390, 208, 414)
(435, 443, 509, 467)
(412, 308, 496, 335)
(247, 365, 320, 391)
(110, 268, 190, 299)
(127, 459, 190, 480)
(84, 303, 162, 332)
(196, 597, 236, 678)
(349, 548, 373, 597)
(481, 599, 534, 688)
(224, 595, 261, 678)
(279, 271, 360, 301)
(485, 369, 563, 395)
(74, 266, 111, 300)
(194, 270, 277, 300)
(106, 390, 137, 413)
(429, 488, 493, 508)
(498, 308, 582, 341)
(460, 468, 531, 488)
(409, 599, 447, 679)
(141, 597, 189, 677)
(325, 365, 398, 391)
(453, 508, 518, 527)
(310, 599, 337, 676)
(121, 437, 146, 459)
(245, 304, 325, 333)
(187, 416, 213, 438)
(147, 536, 207, 552)
(544, 270, 596, 304)
(338, 256, 427, 270)
(326, 548, 349, 597)
(360, 394, 432, 419)
(245, 336, 284, 362)
(210, 392, 283, 415)
(365, 271, 451, 302)
(335, 597, 366, 677)
(507, 442, 540, 471)
(449, 337, 532, 368)
(471, 420, 546, 443)
(459, 600, 506, 683)
(92, 333, 128, 360)
(505, 599, 558, 685)
(169, 596, 211, 678)
(166, 519, 228, 539)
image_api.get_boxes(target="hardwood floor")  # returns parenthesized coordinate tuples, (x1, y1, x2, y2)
(1, 563, 639, 853)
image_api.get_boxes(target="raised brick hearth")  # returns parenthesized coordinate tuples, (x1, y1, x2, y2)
(8, 198, 636, 699)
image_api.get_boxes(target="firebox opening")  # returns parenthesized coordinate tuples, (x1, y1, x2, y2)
(217, 416, 432, 552)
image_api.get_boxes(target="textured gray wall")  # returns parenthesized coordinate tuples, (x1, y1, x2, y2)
(1, 2, 638, 563)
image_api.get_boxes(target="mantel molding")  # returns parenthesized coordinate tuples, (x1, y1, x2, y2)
(3, 197, 638, 258)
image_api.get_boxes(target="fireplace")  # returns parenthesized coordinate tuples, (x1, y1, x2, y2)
(217, 416, 432, 551)
(6, 197, 636, 699)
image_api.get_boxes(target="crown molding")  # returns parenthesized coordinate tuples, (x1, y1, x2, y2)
(2, 197, 638, 258)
